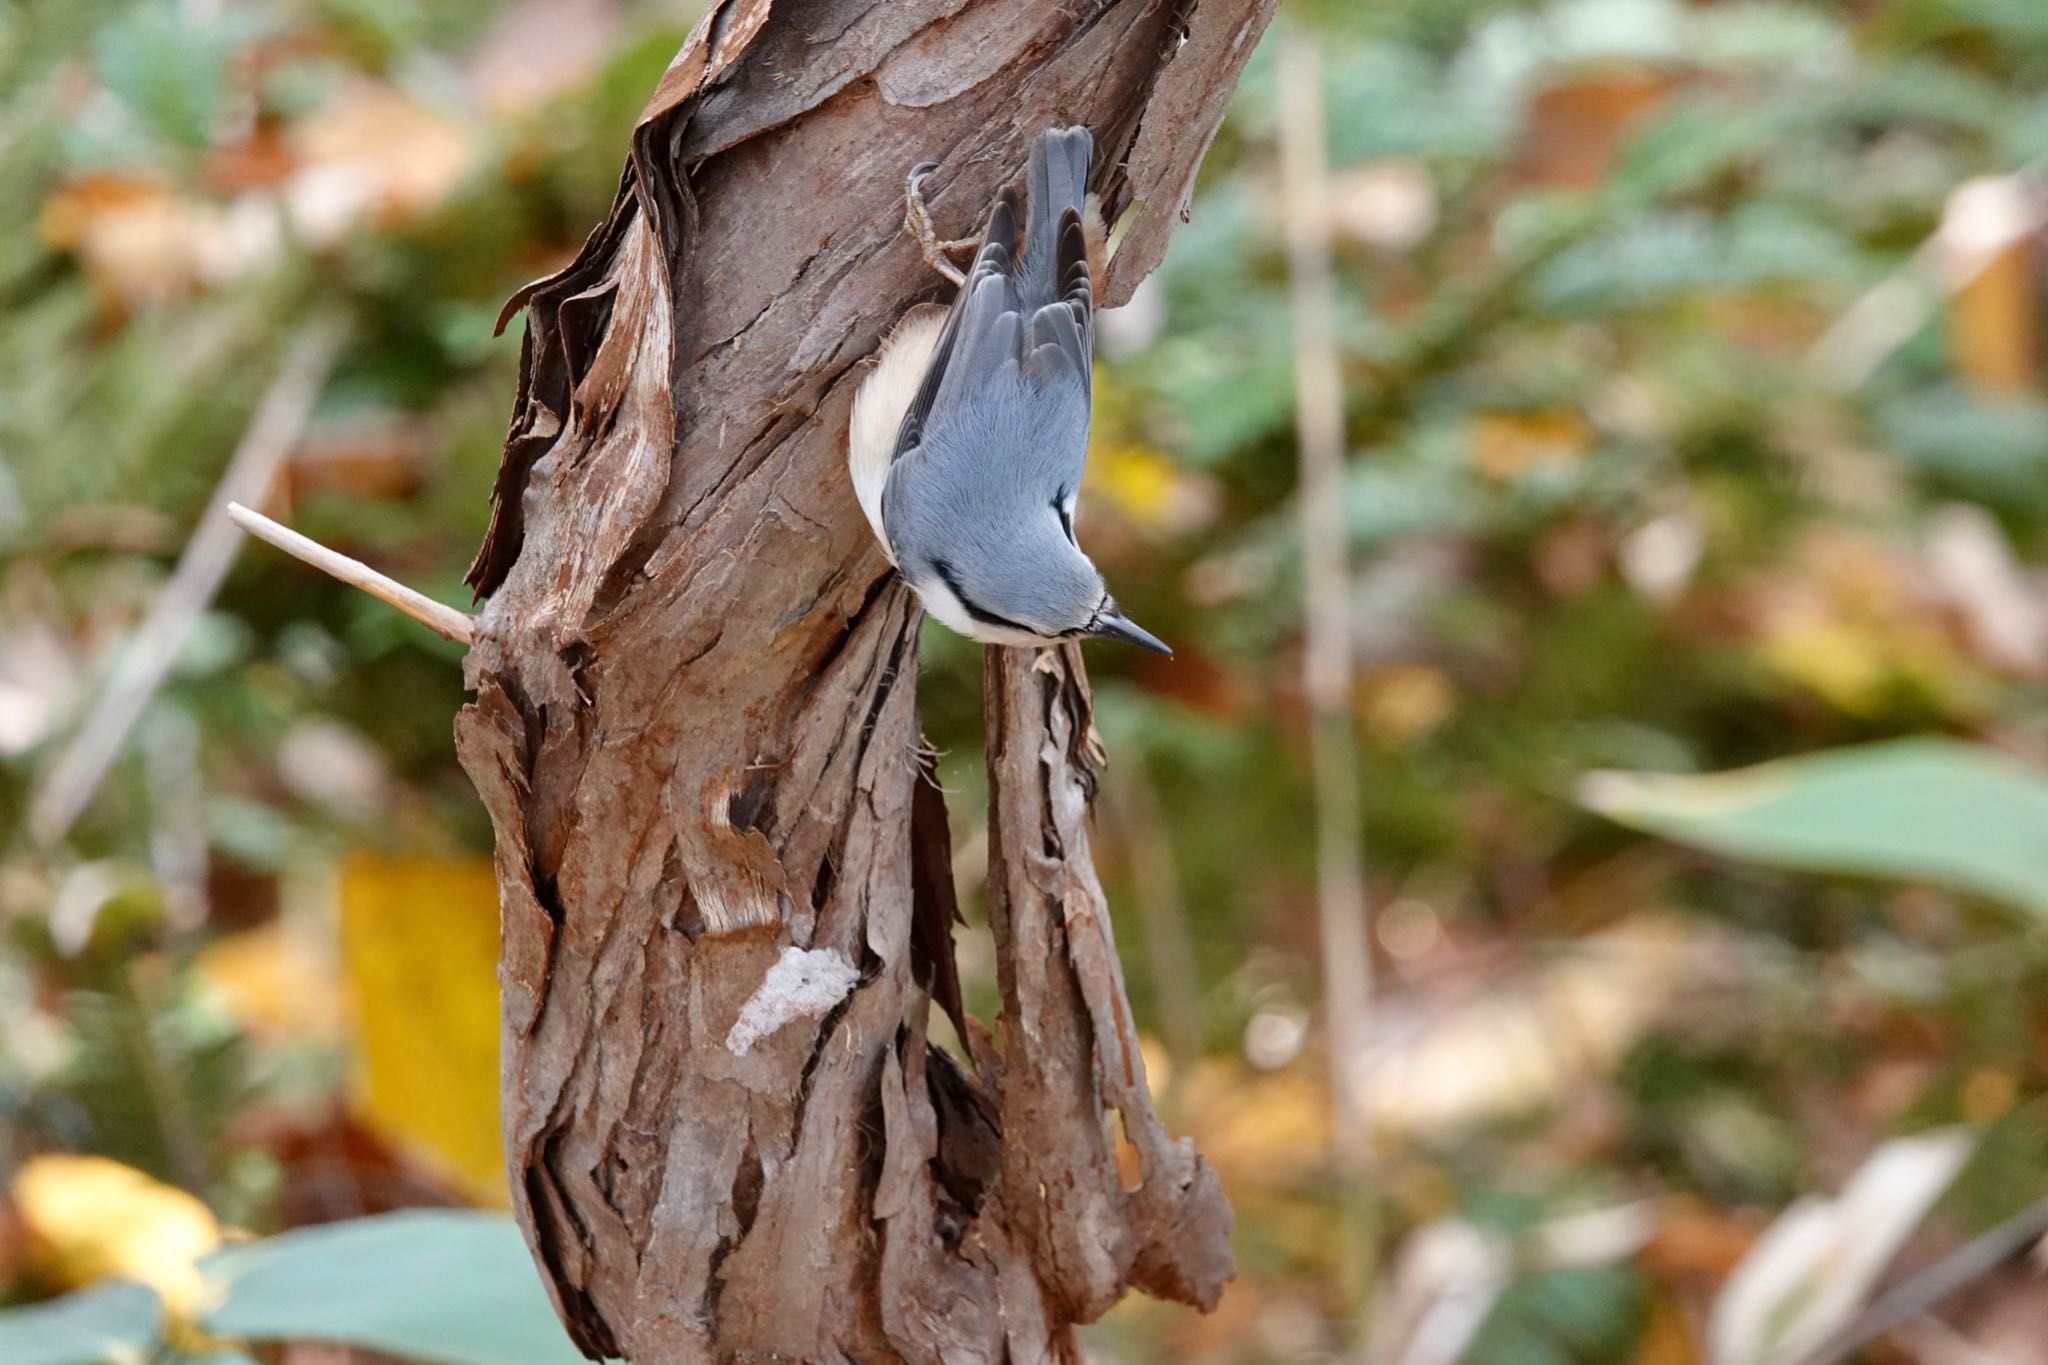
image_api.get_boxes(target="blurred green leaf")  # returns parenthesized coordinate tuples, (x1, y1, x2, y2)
(1465, 1263, 1647, 1365)
(199, 1210, 595, 1365)
(93, 4, 246, 149)
(1530, 206, 1855, 316)
(1582, 739, 2048, 913)
(0, 1280, 163, 1365)
(1880, 387, 2048, 515)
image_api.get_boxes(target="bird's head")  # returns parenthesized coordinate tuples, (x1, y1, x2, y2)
(905, 509, 1169, 654)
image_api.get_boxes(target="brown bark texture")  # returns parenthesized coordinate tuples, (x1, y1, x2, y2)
(451, 2, 1272, 1360)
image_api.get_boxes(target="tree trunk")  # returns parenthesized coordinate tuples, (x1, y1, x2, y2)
(451, 2, 1271, 1360)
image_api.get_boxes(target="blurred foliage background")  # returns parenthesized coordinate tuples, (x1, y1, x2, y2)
(6, 0, 2048, 1362)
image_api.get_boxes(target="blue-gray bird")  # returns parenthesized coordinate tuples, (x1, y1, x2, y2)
(848, 126, 1170, 654)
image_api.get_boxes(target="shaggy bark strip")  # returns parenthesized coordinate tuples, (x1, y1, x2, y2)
(453, 2, 1271, 1359)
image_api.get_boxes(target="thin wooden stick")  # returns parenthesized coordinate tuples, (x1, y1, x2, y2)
(225, 502, 475, 645)
(1278, 16, 1378, 1337)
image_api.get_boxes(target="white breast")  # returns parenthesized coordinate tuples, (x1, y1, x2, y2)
(847, 305, 947, 565)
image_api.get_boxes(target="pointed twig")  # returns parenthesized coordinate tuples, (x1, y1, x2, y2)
(225, 503, 475, 645)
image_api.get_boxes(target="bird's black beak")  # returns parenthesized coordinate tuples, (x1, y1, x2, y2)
(1092, 606, 1172, 655)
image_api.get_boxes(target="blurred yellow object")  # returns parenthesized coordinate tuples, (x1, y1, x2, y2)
(1084, 441, 1216, 534)
(1181, 1064, 1330, 1192)
(1632, 1290, 1704, 1365)
(1089, 441, 1177, 521)
(1137, 1031, 1174, 1094)
(1751, 530, 1977, 716)
(288, 82, 478, 240)
(1960, 1066, 2017, 1122)
(193, 921, 343, 1042)
(12, 1154, 220, 1313)
(1359, 665, 1456, 747)
(39, 175, 279, 308)
(1949, 228, 2039, 396)
(1756, 619, 1893, 715)
(1471, 410, 1588, 483)
(338, 853, 506, 1206)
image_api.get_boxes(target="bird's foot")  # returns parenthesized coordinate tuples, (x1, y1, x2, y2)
(904, 162, 975, 287)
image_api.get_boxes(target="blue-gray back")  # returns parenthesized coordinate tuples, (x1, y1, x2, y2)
(881, 127, 1102, 631)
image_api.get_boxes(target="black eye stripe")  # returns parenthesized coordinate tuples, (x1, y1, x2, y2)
(1052, 490, 1076, 545)
(929, 557, 1036, 635)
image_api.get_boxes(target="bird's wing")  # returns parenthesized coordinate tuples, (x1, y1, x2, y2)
(893, 128, 1098, 459)
(889, 191, 1022, 462)
(883, 130, 1097, 523)
(1021, 205, 1093, 395)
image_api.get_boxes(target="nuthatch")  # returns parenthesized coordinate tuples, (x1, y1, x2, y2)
(848, 127, 1170, 654)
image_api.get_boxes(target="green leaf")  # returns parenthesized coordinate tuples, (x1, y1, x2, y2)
(1581, 739, 2048, 913)
(199, 1211, 595, 1365)
(0, 1280, 163, 1365)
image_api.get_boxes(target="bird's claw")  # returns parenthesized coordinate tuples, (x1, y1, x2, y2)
(905, 162, 975, 287)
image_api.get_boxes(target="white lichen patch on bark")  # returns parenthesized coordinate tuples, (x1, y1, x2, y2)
(725, 947, 862, 1056)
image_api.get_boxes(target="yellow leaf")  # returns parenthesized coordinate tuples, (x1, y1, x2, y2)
(13, 1155, 220, 1313)
(338, 853, 505, 1206)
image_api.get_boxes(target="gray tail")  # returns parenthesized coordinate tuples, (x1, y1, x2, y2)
(1020, 126, 1092, 304)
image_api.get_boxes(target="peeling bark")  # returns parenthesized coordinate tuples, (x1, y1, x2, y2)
(453, 2, 1273, 1360)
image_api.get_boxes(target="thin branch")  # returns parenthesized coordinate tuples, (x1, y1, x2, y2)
(1785, 1192, 2048, 1365)
(26, 318, 346, 846)
(225, 503, 476, 645)
(1277, 15, 1378, 1331)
